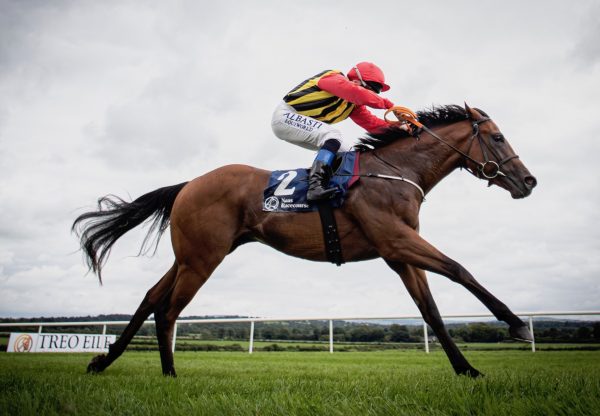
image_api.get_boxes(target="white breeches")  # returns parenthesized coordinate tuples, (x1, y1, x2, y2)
(271, 101, 344, 151)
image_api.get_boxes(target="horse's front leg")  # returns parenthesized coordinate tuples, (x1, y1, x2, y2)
(374, 224, 532, 341)
(386, 261, 480, 377)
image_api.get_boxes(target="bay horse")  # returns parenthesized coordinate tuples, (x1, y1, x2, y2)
(73, 104, 537, 377)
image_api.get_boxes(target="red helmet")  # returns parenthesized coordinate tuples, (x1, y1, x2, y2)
(347, 62, 390, 92)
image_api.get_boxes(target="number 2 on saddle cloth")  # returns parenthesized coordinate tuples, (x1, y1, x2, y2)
(262, 152, 360, 213)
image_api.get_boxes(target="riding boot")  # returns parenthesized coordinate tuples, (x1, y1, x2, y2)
(307, 139, 341, 201)
(307, 160, 337, 201)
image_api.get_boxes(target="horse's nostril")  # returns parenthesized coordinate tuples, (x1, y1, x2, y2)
(524, 175, 537, 188)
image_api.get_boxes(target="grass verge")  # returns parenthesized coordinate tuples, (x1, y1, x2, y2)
(1, 350, 599, 415)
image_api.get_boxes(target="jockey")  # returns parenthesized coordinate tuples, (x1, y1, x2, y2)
(272, 62, 395, 201)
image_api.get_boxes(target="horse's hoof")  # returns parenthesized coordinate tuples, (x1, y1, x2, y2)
(509, 325, 533, 342)
(87, 354, 107, 374)
(458, 367, 483, 378)
(162, 368, 177, 378)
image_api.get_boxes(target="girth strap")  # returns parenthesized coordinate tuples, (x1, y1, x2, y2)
(316, 202, 344, 266)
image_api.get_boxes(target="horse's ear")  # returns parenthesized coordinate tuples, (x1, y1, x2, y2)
(464, 102, 473, 119)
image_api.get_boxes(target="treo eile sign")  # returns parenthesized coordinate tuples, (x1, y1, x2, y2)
(7, 332, 116, 353)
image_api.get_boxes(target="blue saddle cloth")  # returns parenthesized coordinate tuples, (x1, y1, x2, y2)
(263, 151, 360, 212)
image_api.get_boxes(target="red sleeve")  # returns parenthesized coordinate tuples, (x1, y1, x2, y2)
(349, 105, 389, 133)
(317, 73, 393, 110)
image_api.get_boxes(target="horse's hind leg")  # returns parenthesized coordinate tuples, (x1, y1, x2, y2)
(152, 179, 244, 375)
(154, 256, 226, 376)
(154, 297, 174, 375)
(386, 261, 481, 377)
(87, 263, 178, 373)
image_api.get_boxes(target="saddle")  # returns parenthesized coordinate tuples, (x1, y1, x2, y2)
(262, 152, 361, 266)
(262, 152, 360, 213)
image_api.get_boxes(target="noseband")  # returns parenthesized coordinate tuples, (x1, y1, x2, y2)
(369, 110, 523, 201)
(383, 107, 520, 181)
(415, 117, 526, 197)
(463, 118, 519, 180)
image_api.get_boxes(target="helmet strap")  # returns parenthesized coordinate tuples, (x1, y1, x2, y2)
(353, 66, 368, 88)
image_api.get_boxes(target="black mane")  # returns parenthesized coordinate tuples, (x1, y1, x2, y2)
(355, 104, 487, 152)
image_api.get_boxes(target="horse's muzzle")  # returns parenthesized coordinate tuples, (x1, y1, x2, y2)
(513, 174, 537, 198)
(524, 175, 537, 190)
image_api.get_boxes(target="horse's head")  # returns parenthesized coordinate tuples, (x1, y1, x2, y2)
(463, 104, 537, 199)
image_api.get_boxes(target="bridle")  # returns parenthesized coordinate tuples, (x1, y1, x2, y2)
(370, 108, 524, 199)
(459, 118, 519, 180)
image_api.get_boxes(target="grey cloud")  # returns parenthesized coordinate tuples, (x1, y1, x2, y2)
(1, 0, 599, 319)
(0, 1, 42, 67)
(0, 1, 74, 81)
(571, 4, 600, 68)
(0, 107, 7, 137)
(89, 98, 219, 170)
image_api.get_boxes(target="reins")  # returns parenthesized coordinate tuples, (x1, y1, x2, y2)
(383, 106, 521, 184)
(335, 106, 524, 202)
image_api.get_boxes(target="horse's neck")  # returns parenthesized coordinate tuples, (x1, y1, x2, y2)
(377, 122, 472, 195)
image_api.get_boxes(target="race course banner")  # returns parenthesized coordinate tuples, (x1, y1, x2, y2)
(7, 332, 116, 353)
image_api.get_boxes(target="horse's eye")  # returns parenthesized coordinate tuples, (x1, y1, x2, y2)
(493, 134, 504, 142)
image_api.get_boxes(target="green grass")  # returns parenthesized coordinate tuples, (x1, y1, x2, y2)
(1, 350, 599, 415)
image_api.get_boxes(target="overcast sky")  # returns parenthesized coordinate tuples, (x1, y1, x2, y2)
(1, 0, 599, 321)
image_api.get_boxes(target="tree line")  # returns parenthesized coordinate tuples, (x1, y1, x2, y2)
(2, 315, 600, 343)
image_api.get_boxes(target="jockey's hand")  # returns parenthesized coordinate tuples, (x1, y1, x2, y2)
(392, 106, 418, 122)
(386, 120, 413, 133)
(384, 106, 421, 133)
(383, 98, 394, 109)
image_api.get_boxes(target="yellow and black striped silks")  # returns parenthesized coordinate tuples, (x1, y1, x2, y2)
(283, 70, 355, 124)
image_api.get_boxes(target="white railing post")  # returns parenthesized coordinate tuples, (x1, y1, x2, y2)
(529, 316, 536, 353)
(329, 320, 333, 353)
(249, 321, 255, 354)
(172, 323, 178, 353)
(0, 311, 597, 355)
(423, 321, 429, 353)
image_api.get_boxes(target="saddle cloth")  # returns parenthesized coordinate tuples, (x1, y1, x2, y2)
(262, 151, 360, 212)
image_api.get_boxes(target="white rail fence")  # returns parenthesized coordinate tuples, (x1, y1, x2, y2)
(1, 311, 599, 354)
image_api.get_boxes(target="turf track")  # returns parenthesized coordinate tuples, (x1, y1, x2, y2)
(1, 350, 599, 415)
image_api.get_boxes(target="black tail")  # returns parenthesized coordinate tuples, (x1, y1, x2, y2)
(72, 182, 188, 283)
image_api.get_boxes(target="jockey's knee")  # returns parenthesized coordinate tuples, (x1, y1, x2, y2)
(321, 138, 341, 153)
(318, 129, 342, 147)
